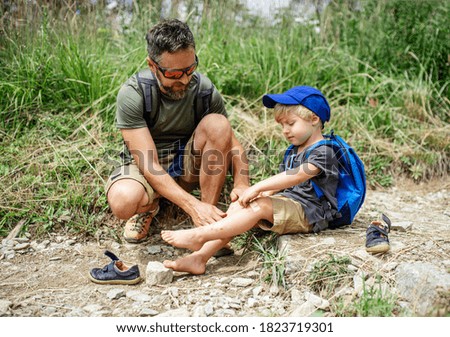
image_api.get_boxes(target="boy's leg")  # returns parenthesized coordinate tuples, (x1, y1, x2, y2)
(161, 197, 274, 251)
(163, 238, 232, 275)
(163, 201, 243, 274)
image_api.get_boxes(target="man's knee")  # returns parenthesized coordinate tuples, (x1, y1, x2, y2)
(197, 114, 232, 144)
(107, 180, 145, 219)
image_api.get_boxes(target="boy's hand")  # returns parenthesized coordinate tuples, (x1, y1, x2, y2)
(238, 186, 261, 208)
(230, 184, 250, 202)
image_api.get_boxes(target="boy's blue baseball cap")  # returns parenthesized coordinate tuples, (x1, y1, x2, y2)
(262, 86, 330, 124)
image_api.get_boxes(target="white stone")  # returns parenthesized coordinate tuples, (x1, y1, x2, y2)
(146, 261, 173, 286)
(147, 245, 161, 254)
(290, 301, 316, 316)
(0, 300, 12, 317)
(230, 277, 253, 287)
(304, 292, 330, 309)
(107, 288, 125, 300)
(391, 221, 413, 232)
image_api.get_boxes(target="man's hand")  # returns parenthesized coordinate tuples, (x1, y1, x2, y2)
(238, 185, 261, 208)
(190, 200, 226, 227)
(230, 184, 250, 203)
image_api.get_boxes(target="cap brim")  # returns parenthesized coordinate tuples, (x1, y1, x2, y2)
(262, 93, 299, 108)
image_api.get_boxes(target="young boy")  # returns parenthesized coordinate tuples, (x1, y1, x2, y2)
(161, 86, 339, 275)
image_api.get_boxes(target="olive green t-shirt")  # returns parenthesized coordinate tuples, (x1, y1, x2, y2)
(116, 71, 227, 160)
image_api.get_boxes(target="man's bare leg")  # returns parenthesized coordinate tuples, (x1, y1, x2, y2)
(193, 114, 232, 205)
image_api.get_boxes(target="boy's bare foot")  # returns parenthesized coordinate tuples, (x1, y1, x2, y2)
(163, 253, 207, 275)
(161, 229, 204, 251)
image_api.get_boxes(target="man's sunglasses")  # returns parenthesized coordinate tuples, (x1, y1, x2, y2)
(152, 55, 198, 79)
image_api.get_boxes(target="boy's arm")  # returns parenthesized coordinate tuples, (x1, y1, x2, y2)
(239, 163, 321, 207)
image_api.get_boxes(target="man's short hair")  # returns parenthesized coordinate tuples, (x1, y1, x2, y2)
(146, 19, 195, 62)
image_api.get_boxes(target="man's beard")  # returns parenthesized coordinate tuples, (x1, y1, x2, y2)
(155, 72, 190, 100)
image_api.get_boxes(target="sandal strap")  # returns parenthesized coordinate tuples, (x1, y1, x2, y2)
(367, 224, 389, 236)
(104, 250, 119, 261)
(381, 213, 391, 232)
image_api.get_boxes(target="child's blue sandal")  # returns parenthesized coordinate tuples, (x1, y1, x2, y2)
(366, 214, 391, 254)
(89, 250, 142, 285)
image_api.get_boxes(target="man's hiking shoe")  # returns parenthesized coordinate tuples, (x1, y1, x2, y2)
(123, 206, 160, 243)
(366, 214, 391, 254)
(89, 250, 141, 285)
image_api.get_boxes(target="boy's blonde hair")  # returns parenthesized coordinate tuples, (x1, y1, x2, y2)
(274, 103, 317, 122)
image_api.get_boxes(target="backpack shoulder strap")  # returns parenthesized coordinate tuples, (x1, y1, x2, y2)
(194, 72, 214, 126)
(135, 69, 160, 127)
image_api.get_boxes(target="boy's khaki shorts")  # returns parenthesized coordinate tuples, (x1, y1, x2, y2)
(105, 134, 199, 205)
(258, 195, 313, 234)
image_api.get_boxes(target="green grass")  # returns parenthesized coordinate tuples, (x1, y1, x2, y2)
(334, 276, 399, 317)
(0, 0, 449, 237)
(307, 254, 353, 297)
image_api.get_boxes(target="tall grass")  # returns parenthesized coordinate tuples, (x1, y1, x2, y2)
(0, 0, 448, 236)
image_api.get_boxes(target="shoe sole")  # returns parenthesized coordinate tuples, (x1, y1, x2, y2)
(123, 236, 148, 244)
(88, 273, 142, 285)
(366, 244, 390, 254)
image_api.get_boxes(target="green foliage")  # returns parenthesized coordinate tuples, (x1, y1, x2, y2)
(307, 254, 353, 297)
(252, 233, 287, 288)
(334, 276, 398, 317)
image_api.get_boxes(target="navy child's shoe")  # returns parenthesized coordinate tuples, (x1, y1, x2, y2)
(365, 214, 391, 254)
(89, 250, 142, 285)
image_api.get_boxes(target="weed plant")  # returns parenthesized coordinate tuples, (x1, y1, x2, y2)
(307, 254, 353, 297)
(0, 0, 448, 236)
(334, 276, 398, 317)
(251, 233, 287, 288)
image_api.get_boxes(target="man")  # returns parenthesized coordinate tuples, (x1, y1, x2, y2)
(105, 19, 249, 245)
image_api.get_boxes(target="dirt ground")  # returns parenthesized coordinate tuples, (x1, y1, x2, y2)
(0, 177, 449, 317)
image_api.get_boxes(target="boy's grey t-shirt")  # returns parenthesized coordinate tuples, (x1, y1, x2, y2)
(279, 144, 339, 227)
(115, 71, 227, 159)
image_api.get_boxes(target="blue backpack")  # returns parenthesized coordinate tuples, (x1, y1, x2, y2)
(283, 131, 366, 229)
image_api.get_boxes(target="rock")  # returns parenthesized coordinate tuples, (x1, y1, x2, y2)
(269, 285, 279, 296)
(396, 262, 450, 316)
(0, 300, 12, 317)
(290, 301, 316, 316)
(83, 304, 104, 313)
(290, 288, 303, 304)
(304, 292, 330, 309)
(390, 241, 407, 252)
(139, 308, 159, 316)
(107, 288, 125, 300)
(230, 277, 253, 287)
(13, 237, 29, 243)
(13, 243, 30, 251)
(247, 298, 257, 308)
(192, 305, 206, 317)
(146, 261, 173, 286)
(204, 302, 214, 316)
(126, 290, 152, 302)
(147, 245, 161, 254)
(391, 221, 413, 232)
(252, 286, 263, 298)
